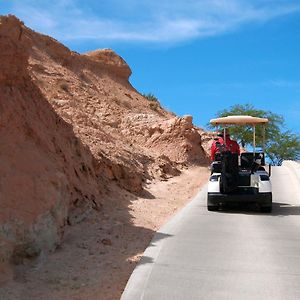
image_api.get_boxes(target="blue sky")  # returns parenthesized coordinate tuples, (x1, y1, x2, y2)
(1, 0, 300, 133)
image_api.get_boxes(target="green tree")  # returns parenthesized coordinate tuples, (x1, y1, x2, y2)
(210, 104, 300, 165)
(267, 130, 300, 165)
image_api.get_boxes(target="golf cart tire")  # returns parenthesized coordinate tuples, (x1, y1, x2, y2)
(260, 206, 272, 213)
(207, 205, 219, 211)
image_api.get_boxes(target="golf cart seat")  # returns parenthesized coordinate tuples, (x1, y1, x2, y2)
(211, 161, 222, 174)
(220, 151, 239, 193)
(240, 152, 265, 169)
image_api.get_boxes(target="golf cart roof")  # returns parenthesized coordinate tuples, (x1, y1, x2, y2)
(210, 115, 269, 125)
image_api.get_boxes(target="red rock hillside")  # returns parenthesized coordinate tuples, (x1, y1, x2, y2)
(0, 15, 209, 280)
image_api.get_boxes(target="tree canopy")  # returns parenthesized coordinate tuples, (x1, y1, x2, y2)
(209, 104, 300, 165)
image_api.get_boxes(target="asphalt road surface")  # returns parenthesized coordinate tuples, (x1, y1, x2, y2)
(121, 162, 300, 300)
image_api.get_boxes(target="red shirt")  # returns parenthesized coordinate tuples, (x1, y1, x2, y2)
(211, 136, 240, 161)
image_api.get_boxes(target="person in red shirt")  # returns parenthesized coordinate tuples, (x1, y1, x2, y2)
(211, 129, 240, 161)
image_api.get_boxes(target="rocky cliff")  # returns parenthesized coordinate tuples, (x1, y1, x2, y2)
(0, 15, 209, 280)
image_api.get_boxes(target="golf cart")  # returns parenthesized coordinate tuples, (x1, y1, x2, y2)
(207, 115, 272, 213)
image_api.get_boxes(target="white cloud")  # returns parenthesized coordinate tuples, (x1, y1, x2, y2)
(8, 0, 300, 44)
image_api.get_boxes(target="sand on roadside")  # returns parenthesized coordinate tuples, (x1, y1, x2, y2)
(0, 166, 209, 300)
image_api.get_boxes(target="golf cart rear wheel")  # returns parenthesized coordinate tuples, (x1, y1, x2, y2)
(260, 206, 272, 213)
(207, 205, 219, 211)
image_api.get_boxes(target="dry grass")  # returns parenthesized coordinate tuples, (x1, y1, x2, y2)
(149, 101, 160, 111)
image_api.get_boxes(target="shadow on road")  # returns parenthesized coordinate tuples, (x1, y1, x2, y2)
(216, 202, 300, 216)
(138, 232, 173, 266)
(271, 202, 300, 216)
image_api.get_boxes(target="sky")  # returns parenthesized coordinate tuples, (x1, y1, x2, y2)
(1, 0, 300, 133)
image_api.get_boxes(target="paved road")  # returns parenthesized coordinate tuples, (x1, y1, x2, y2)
(121, 163, 300, 300)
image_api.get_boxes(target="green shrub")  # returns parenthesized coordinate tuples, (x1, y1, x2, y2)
(142, 93, 159, 102)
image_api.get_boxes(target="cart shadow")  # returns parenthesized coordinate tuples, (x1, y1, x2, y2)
(271, 202, 300, 216)
(216, 202, 300, 216)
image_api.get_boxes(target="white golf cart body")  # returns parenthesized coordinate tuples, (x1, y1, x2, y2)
(207, 115, 272, 212)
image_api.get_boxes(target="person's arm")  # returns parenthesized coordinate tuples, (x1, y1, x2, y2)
(235, 141, 240, 155)
(211, 142, 216, 161)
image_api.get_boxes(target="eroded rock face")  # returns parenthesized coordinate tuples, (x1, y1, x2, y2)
(145, 115, 208, 164)
(0, 15, 101, 279)
(0, 15, 210, 281)
(199, 130, 215, 158)
(85, 49, 132, 80)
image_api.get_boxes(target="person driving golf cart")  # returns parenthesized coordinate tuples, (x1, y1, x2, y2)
(211, 128, 240, 161)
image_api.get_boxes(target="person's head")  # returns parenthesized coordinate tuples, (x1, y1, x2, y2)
(217, 128, 230, 138)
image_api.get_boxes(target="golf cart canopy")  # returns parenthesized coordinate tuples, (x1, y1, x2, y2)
(210, 115, 269, 154)
(210, 115, 269, 125)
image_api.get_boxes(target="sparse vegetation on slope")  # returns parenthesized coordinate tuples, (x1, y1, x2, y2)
(142, 92, 159, 102)
(142, 92, 162, 111)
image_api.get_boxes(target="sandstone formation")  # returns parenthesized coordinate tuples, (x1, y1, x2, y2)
(0, 15, 209, 281)
(85, 49, 132, 80)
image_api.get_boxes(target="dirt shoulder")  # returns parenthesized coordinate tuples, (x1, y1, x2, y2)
(0, 166, 209, 300)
